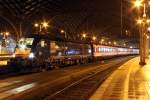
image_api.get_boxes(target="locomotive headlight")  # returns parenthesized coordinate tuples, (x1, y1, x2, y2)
(28, 53, 35, 59)
(12, 54, 16, 58)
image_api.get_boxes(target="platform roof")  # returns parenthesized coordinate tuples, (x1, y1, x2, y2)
(0, 0, 138, 45)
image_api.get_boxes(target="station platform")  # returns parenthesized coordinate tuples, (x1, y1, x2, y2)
(90, 56, 150, 100)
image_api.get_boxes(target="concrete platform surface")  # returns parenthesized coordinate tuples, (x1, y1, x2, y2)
(90, 57, 150, 100)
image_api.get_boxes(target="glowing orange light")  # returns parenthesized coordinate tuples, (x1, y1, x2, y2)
(147, 19, 150, 23)
(134, 0, 143, 8)
(42, 22, 48, 28)
(34, 23, 39, 27)
(92, 36, 96, 41)
(114, 41, 117, 45)
(146, 35, 149, 39)
(5, 32, 9, 36)
(148, 27, 150, 31)
(61, 30, 65, 33)
(137, 19, 142, 24)
(82, 33, 87, 38)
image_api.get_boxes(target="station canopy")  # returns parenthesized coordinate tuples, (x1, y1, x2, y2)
(0, 0, 138, 45)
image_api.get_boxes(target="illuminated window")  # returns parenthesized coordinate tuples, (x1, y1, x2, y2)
(41, 41, 45, 47)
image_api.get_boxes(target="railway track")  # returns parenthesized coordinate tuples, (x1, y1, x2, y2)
(7, 56, 133, 100)
(45, 57, 131, 100)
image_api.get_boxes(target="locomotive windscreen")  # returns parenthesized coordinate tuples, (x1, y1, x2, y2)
(66, 49, 80, 55)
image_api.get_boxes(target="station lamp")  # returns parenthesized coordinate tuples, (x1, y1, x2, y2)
(61, 29, 65, 33)
(82, 33, 87, 38)
(99, 39, 105, 44)
(146, 35, 150, 39)
(34, 21, 49, 31)
(134, 0, 143, 8)
(42, 22, 49, 28)
(130, 46, 133, 49)
(146, 19, 150, 23)
(147, 27, 150, 31)
(92, 36, 96, 41)
(34, 23, 39, 27)
(108, 41, 111, 45)
(101, 39, 105, 42)
(137, 19, 143, 24)
(133, 0, 148, 65)
(55, 45, 59, 49)
(123, 43, 126, 46)
(113, 41, 117, 45)
(5, 32, 9, 36)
